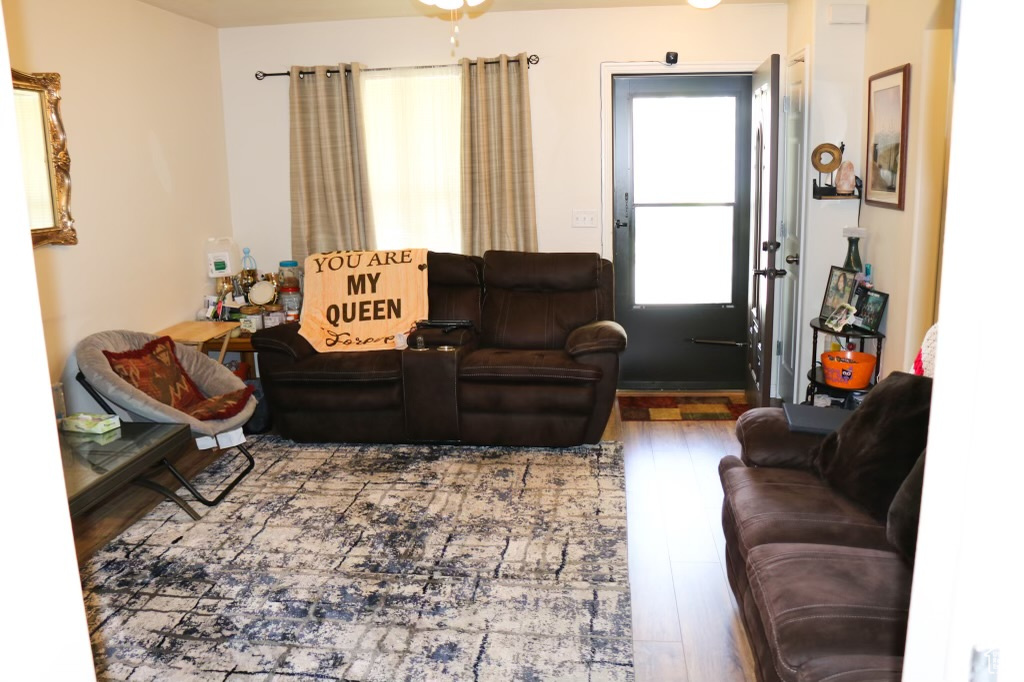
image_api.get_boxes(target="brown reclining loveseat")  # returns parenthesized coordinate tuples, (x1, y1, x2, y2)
(251, 250, 627, 446)
(719, 372, 932, 681)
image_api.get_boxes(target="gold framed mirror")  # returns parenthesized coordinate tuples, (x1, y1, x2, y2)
(12, 69, 76, 248)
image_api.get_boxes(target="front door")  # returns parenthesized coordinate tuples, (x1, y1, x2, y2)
(745, 55, 782, 407)
(612, 74, 752, 389)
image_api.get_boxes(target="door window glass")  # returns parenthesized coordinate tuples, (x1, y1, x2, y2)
(631, 95, 738, 305)
(632, 96, 736, 204)
(634, 206, 734, 305)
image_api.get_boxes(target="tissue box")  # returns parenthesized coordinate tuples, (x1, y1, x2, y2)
(63, 427, 123, 446)
(61, 413, 121, 434)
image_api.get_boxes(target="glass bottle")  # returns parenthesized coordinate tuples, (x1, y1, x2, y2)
(277, 260, 302, 292)
(278, 260, 303, 322)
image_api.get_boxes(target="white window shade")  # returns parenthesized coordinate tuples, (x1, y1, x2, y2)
(361, 66, 462, 253)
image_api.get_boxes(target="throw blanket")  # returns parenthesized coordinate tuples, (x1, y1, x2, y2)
(299, 249, 428, 352)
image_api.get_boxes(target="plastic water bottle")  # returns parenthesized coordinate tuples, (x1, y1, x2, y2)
(52, 382, 66, 423)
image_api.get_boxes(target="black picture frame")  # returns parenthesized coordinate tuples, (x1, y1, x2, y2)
(853, 288, 889, 333)
(819, 266, 858, 321)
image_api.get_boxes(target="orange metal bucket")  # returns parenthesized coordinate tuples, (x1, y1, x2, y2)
(820, 351, 876, 389)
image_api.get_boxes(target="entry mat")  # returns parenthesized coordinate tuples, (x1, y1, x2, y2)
(617, 394, 750, 422)
(81, 436, 634, 681)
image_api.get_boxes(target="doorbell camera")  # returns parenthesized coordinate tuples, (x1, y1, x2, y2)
(665, 52, 678, 65)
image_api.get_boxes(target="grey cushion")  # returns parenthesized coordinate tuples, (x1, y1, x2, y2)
(76, 329, 256, 438)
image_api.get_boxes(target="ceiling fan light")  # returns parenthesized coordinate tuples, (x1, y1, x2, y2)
(687, 0, 722, 8)
(466, 0, 486, 6)
(421, 0, 466, 9)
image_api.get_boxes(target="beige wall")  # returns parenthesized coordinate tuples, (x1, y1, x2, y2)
(218, 4, 788, 266)
(4, 0, 232, 409)
(859, 0, 954, 373)
(787, 0, 813, 54)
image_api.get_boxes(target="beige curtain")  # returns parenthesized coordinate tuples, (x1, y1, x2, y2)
(289, 64, 375, 261)
(460, 53, 538, 256)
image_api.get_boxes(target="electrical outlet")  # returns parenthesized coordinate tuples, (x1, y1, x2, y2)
(572, 209, 598, 228)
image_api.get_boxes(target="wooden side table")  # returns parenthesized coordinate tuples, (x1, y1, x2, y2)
(156, 321, 240, 364)
(199, 334, 257, 379)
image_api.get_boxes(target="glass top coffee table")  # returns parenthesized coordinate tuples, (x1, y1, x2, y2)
(61, 422, 193, 517)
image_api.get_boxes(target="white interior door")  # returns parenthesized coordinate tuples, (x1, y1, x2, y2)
(745, 55, 781, 407)
(777, 52, 808, 403)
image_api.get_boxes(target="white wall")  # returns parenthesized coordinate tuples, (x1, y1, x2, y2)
(903, 2, 1023, 678)
(3, 0, 233, 411)
(0, 4, 95, 678)
(218, 4, 788, 266)
(790, 0, 868, 400)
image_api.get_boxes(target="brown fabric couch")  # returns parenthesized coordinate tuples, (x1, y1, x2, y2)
(719, 372, 931, 682)
(251, 250, 626, 446)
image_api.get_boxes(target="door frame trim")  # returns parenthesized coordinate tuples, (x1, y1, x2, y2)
(599, 61, 763, 263)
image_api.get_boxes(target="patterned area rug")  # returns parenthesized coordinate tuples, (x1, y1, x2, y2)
(617, 394, 749, 422)
(81, 437, 633, 681)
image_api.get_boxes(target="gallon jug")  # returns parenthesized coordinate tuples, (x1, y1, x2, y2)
(206, 237, 241, 277)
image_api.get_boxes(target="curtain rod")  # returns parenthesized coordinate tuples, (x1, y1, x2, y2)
(255, 54, 539, 80)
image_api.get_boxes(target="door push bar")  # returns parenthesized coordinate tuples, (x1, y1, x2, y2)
(687, 338, 749, 347)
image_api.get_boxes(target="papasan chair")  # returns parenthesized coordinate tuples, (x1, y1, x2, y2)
(75, 330, 257, 518)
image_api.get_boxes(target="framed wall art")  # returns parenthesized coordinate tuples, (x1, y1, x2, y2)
(864, 64, 911, 210)
(819, 266, 858, 321)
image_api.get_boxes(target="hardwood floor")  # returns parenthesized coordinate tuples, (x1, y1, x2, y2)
(74, 394, 756, 680)
(603, 394, 757, 682)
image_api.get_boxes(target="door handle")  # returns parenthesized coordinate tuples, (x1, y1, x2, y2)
(753, 268, 788, 279)
(615, 220, 628, 229)
(785, 254, 800, 265)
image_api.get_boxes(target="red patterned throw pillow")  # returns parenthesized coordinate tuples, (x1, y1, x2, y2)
(104, 336, 204, 411)
(104, 337, 256, 421)
(185, 386, 255, 421)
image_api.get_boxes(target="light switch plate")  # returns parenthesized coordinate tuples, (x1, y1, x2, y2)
(572, 209, 598, 228)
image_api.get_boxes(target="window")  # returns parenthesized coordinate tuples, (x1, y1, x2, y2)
(361, 66, 462, 253)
